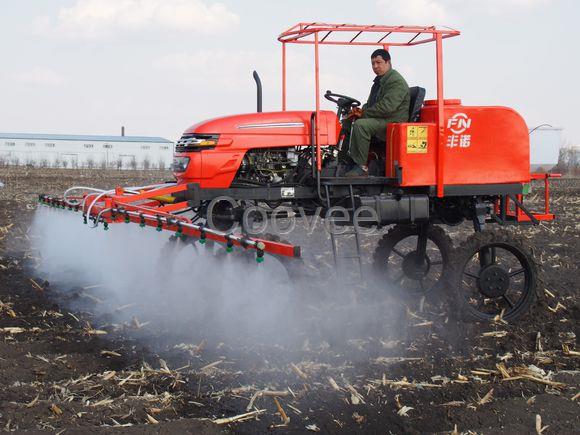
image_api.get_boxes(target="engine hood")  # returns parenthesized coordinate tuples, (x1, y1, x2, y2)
(183, 110, 339, 142)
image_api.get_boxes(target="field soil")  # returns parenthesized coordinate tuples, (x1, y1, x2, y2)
(0, 167, 578, 434)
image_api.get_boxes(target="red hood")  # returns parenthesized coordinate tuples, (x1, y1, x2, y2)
(183, 110, 339, 140)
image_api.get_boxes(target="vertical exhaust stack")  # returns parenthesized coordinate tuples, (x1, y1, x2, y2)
(253, 71, 262, 113)
(121, 126, 125, 137)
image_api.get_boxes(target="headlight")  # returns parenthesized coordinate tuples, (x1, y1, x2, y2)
(171, 156, 190, 172)
(175, 134, 219, 152)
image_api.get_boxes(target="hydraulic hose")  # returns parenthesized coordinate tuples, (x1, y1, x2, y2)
(85, 182, 178, 227)
(62, 182, 178, 228)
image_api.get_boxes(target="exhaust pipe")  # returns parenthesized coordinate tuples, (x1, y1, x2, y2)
(253, 70, 262, 113)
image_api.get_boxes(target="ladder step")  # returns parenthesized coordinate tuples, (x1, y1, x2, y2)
(326, 182, 363, 279)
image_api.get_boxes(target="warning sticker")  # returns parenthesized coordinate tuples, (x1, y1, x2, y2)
(406, 125, 428, 154)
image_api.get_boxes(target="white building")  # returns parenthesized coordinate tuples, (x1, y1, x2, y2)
(0, 132, 174, 169)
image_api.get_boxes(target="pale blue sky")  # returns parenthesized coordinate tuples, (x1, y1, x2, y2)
(0, 0, 577, 162)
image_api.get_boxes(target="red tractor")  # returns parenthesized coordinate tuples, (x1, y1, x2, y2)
(42, 23, 560, 321)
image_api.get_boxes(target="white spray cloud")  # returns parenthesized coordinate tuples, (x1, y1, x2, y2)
(29, 205, 405, 350)
(30, 206, 297, 343)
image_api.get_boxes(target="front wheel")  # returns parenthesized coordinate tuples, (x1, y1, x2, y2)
(451, 230, 538, 321)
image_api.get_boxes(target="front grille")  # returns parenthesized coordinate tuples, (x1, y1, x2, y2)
(175, 134, 218, 152)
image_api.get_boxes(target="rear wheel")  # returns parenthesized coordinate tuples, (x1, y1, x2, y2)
(373, 224, 452, 295)
(451, 230, 538, 321)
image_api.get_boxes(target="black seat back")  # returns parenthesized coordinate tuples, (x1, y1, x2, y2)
(408, 86, 426, 122)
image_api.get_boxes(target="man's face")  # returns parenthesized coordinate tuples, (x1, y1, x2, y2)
(371, 56, 390, 76)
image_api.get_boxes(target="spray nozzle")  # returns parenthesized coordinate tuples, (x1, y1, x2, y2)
(156, 216, 163, 232)
(226, 236, 234, 253)
(139, 214, 145, 228)
(255, 241, 265, 263)
(256, 249, 264, 263)
(175, 221, 185, 239)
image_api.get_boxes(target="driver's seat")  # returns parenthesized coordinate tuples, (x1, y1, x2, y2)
(408, 86, 426, 122)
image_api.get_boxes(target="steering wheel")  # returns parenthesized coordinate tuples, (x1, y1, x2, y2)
(324, 90, 361, 108)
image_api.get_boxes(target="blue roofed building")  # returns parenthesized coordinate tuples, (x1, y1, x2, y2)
(0, 132, 174, 169)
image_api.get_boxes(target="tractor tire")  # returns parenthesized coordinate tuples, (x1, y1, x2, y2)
(373, 224, 453, 297)
(450, 229, 539, 322)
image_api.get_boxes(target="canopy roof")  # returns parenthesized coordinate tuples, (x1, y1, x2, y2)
(278, 23, 460, 47)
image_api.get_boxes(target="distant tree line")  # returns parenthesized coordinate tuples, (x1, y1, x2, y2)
(0, 155, 168, 170)
(552, 146, 579, 176)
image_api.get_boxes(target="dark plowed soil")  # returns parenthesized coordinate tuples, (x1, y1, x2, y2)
(0, 168, 578, 434)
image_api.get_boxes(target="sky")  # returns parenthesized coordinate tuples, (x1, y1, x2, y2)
(0, 0, 578, 162)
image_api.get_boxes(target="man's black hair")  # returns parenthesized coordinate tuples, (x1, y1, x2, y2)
(371, 49, 391, 62)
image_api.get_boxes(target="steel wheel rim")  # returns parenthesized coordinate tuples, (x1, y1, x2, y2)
(459, 241, 534, 319)
(385, 235, 445, 293)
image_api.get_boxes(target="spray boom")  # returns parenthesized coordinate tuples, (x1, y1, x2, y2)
(38, 182, 299, 263)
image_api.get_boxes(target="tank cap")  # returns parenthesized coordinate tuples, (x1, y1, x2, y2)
(424, 99, 462, 106)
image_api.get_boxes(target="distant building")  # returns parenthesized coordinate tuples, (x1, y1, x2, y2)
(0, 132, 173, 170)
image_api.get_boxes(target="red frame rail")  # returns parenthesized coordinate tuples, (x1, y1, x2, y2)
(278, 23, 460, 196)
(494, 173, 562, 223)
(512, 173, 561, 222)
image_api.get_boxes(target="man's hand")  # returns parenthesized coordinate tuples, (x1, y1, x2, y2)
(347, 107, 363, 119)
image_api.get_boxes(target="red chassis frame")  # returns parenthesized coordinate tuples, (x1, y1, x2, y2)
(278, 23, 460, 197)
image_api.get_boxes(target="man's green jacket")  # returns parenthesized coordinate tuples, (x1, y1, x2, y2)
(362, 68, 410, 123)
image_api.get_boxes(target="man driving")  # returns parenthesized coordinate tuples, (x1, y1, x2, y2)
(343, 49, 410, 177)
